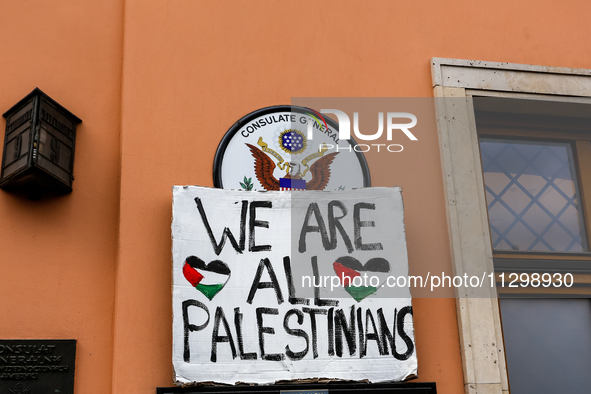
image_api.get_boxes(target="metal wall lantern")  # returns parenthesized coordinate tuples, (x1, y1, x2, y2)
(1, 88, 81, 197)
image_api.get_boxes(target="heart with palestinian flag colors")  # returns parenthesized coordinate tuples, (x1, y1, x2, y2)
(183, 256, 231, 300)
(333, 256, 390, 302)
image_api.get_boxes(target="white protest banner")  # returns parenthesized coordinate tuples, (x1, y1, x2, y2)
(172, 186, 416, 385)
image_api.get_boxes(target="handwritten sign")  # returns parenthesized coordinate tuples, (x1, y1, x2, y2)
(172, 186, 416, 385)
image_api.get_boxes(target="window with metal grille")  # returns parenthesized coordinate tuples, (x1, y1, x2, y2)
(474, 97, 591, 267)
(480, 138, 587, 253)
(473, 97, 591, 394)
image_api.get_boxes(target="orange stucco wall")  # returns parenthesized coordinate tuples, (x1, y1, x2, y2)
(2, 1, 591, 393)
(0, 1, 124, 394)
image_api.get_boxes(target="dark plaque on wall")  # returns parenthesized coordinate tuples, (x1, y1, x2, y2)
(0, 339, 76, 394)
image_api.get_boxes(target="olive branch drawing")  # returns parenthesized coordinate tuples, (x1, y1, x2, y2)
(239, 176, 253, 191)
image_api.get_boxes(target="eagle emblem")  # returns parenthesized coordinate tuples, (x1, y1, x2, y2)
(9, 384, 31, 394)
(245, 131, 338, 191)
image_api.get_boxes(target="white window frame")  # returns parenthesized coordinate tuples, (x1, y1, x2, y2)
(431, 58, 591, 394)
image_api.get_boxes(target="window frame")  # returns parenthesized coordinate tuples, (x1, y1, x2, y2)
(432, 58, 591, 394)
(476, 117, 591, 297)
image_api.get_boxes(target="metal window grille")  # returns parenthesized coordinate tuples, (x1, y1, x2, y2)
(480, 138, 587, 252)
